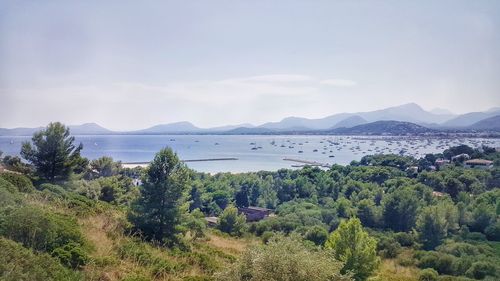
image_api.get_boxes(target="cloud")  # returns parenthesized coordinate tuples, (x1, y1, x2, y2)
(320, 79, 357, 87)
(219, 74, 314, 83)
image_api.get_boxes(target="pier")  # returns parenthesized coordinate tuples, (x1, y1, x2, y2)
(283, 158, 331, 168)
(122, 157, 238, 167)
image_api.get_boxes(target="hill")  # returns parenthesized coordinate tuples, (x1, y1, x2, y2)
(441, 108, 500, 127)
(0, 123, 111, 136)
(468, 115, 500, 131)
(133, 121, 202, 134)
(332, 115, 367, 129)
(259, 103, 455, 131)
(68, 123, 113, 135)
(330, 120, 433, 135)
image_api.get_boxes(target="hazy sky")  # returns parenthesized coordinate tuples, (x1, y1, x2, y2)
(1, 0, 499, 130)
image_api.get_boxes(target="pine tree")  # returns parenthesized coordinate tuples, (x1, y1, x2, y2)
(21, 122, 84, 182)
(325, 218, 379, 281)
(129, 148, 189, 244)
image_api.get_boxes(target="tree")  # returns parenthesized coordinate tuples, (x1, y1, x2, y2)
(88, 156, 121, 178)
(21, 122, 84, 182)
(216, 234, 350, 281)
(217, 205, 246, 236)
(304, 225, 329, 246)
(417, 202, 458, 250)
(357, 199, 380, 228)
(383, 187, 420, 232)
(129, 148, 189, 244)
(419, 268, 438, 281)
(325, 218, 379, 281)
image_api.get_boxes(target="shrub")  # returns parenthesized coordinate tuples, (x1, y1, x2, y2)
(484, 221, 500, 241)
(304, 225, 329, 246)
(0, 237, 81, 281)
(217, 205, 246, 236)
(0, 206, 87, 254)
(377, 236, 402, 258)
(260, 231, 274, 243)
(394, 232, 416, 247)
(151, 258, 177, 276)
(465, 261, 497, 279)
(0, 177, 17, 193)
(419, 268, 439, 281)
(216, 234, 350, 281)
(0, 172, 34, 193)
(0, 182, 22, 206)
(117, 240, 154, 266)
(51, 242, 89, 269)
(416, 251, 457, 275)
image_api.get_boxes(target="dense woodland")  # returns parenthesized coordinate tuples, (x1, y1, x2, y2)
(1, 122, 499, 281)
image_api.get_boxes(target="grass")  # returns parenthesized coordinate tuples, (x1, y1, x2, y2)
(76, 209, 255, 281)
(371, 249, 420, 281)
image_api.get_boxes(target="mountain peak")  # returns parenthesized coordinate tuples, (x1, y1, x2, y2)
(396, 102, 424, 111)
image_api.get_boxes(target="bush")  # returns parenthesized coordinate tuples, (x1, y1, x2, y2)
(416, 251, 457, 275)
(378, 237, 402, 258)
(465, 261, 497, 279)
(484, 221, 500, 241)
(217, 205, 246, 236)
(304, 225, 329, 246)
(51, 242, 89, 269)
(216, 234, 350, 281)
(151, 258, 177, 276)
(419, 268, 439, 281)
(0, 172, 34, 193)
(0, 237, 81, 281)
(0, 182, 22, 206)
(260, 231, 275, 243)
(0, 177, 17, 193)
(0, 206, 87, 254)
(117, 240, 155, 266)
(394, 232, 416, 247)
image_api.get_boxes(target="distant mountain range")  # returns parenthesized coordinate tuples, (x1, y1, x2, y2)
(1, 103, 499, 136)
(329, 121, 433, 135)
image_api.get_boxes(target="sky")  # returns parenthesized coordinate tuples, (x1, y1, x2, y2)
(1, 0, 499, 130)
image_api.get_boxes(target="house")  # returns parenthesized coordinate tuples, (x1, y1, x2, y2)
(435, 158, 450, 167)
(464, 159, 494, 169)
(451, 153, 470, 162)
(432, 191, 445, 197)
(204, 216, 218, 226)
(238, 206, 272, 222)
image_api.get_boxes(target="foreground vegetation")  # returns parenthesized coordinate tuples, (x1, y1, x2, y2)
(0, 122, 499, 280)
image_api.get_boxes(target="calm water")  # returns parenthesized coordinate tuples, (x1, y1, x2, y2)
(1, 135, 499, 173)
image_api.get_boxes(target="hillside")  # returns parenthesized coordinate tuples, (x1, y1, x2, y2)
(332, 115, 367, 129)
(441, 108, 500, 127)
(468, 115, 500, 131)
(331, 120, 433, 135)
(133, 121, 202, 134)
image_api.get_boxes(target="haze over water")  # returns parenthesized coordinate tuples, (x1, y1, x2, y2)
(1, 135, 499, 173)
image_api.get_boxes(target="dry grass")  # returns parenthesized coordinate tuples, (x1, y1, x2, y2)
(206, 232, 256, 255)
(372, 250, 420, 281)
(79, 211, 145, 281)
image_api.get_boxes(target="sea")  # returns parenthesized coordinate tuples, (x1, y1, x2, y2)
(1, 135, 499, 173)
